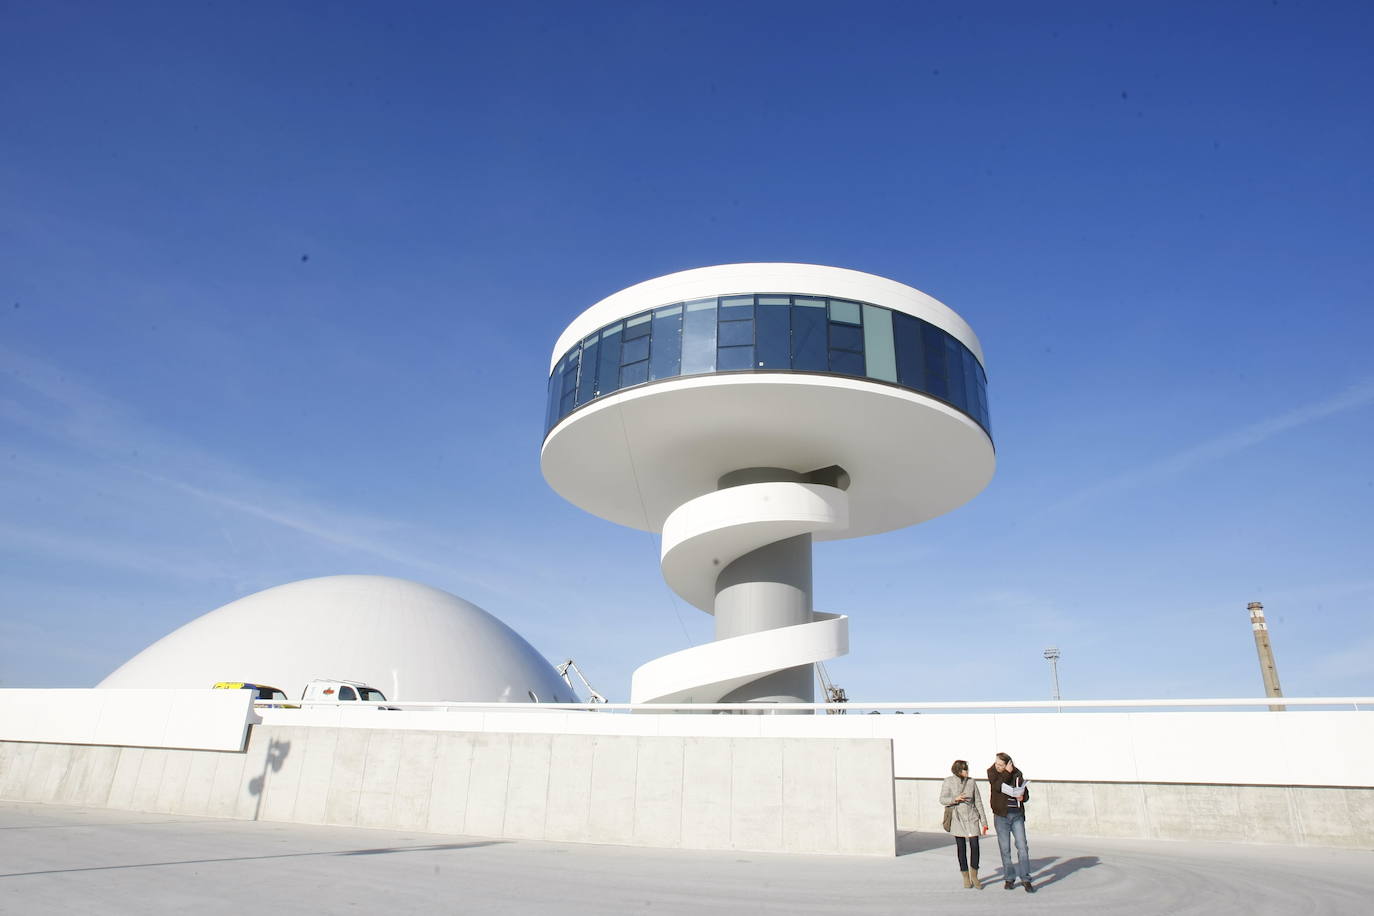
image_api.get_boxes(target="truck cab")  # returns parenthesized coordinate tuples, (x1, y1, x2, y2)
(213, 682, 290, 707)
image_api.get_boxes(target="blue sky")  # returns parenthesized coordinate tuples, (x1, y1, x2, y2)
(2, 1, 1371, 702)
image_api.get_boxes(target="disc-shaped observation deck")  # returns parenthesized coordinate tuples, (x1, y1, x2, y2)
(540, 263, 994, 709)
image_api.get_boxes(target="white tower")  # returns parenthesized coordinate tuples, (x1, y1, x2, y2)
(541, 264, 995, 709)
(1248, 601, 1285, 712)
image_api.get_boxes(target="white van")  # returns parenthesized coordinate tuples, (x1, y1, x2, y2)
(300, 679, 389, 704)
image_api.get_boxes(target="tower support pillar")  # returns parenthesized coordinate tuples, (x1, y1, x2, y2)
(711, 468, 816, 709)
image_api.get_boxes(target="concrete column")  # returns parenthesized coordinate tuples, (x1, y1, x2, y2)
(713, 468, 815, 708)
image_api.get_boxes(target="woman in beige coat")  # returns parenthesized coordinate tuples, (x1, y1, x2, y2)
(939, 759, 990, 888)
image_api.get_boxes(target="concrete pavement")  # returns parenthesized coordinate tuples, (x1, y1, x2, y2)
(1, 802, 1368, 914)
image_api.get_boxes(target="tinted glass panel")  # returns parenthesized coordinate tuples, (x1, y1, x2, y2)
(962, 348, 982, 424)
(621, 334, 649, 365)
(338, 686, 357, 701)
(576, 336, 599, 405)
(681, 299, 717, 374)
(623, 314, 651, 339)
(649, 306, 682, 380)
(620, 360, 649, 387)
(719, 296, 754, 320)
(718, 319, 753, 347)
(545, 369, 559, 430)
(755, 304, 790, 369)
(560, 348, 579, 395)
(829, 299, 861, 324)
(791, 302, 827, 371)
(862, 304, 897, 382)
(976, 362, 990, 426)
(893, 313, 924, 389)
(944, 336, 966, 409)
(717, 345, 754, 371)
(829, 322, 863, 352)
(757, 295, 790, 305)
(597, 324, 622, 396)
(829, 349, 865, 376)
(924, 327, 949, 399)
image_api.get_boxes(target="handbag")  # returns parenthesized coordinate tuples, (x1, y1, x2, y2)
(941, 777, 968, 832)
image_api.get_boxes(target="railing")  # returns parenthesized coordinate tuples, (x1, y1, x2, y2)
(257, 696, 1373, 713)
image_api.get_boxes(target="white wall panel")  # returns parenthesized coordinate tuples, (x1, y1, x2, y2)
(0, 688, 251, 751)
(503, 733, 553, 839)
(544, 734, 595, 843)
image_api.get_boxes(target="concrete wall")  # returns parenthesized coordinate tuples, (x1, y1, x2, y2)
(0, 725, 897, 857)
(895, 778, 1374, 849)
(262, 706, 1374, 788)
(0, 688, 252, 751)
(3, 688, 1368, 850)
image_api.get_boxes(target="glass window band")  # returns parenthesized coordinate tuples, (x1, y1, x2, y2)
(546, 294, 991, 442)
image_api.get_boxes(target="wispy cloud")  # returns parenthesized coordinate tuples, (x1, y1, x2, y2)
(143, 472, 463, 581)
(0, 520, 230, 582)
(0, 344, 546, 598)
(1051, 378, 1374, 513)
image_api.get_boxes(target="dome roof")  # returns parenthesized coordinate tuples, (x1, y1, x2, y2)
(98, 575, 574, 703)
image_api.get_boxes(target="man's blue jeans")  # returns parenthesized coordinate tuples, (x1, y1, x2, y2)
(994, 810, 1031, 883)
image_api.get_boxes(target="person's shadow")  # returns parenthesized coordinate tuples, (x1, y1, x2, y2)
(1020, 855, 1100, 888)
(248, 738, 292, 820)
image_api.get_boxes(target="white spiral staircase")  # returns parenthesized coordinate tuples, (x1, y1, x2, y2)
(630, 480, 851, 705)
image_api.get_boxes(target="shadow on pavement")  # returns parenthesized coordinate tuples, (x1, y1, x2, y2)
(897, 830, 961, 856)
(0, 840, 507, 878)
(341, 842, 504, 856)
(1031, 855, 1100, 887)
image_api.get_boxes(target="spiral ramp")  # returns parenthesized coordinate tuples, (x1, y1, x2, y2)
(630, 481, 851, 705)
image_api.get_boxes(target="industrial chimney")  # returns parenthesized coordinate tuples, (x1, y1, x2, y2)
(1248, 602, 1285, 712)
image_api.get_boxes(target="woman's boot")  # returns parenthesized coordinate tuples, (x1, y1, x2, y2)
(969, 868, 982, 889)
(961, 870, 972, 888)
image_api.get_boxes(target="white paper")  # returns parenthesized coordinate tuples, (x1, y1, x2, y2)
(1000, 781, 1028, 798)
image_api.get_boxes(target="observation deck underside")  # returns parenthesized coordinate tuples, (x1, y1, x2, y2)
(541, 373, 995, 537)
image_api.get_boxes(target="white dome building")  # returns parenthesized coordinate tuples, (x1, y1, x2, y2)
(98, 575, 574, 703)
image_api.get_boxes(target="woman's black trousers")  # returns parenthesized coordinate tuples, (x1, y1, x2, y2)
(954, 836, 980, 870)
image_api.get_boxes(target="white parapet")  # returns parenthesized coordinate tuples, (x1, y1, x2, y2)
(257, 699, 1373, 788)
(0, 688, 252, 751)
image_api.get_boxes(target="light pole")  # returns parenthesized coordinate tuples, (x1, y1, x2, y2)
(1043, 647, 1062, 706)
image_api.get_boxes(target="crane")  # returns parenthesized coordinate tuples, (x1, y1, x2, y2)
(816, 661, 848, 714)
(555, 659, 608, 704)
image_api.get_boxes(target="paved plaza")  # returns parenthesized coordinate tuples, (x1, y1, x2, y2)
(1, 802, 1368, 915)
